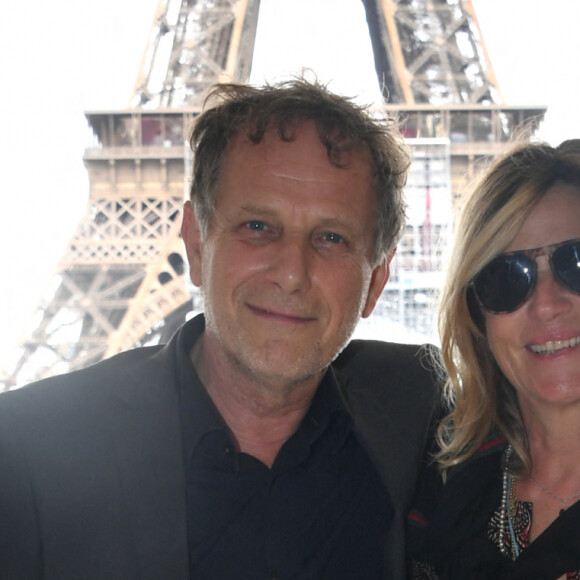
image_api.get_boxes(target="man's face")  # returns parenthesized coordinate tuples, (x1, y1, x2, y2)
(182, 121, 390, 389)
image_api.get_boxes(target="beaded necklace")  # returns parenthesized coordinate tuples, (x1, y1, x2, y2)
(498, 445, 520, 560)
(498, 444, 580, 561)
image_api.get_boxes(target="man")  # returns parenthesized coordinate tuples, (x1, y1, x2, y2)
(0, 80, 439, 579)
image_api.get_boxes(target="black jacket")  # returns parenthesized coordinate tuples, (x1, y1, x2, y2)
(0, 315, 440, 579)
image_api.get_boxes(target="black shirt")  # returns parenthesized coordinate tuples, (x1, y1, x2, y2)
(175, 315, 393, 579)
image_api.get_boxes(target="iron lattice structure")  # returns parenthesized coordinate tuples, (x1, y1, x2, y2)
(1, 0, 545, 390)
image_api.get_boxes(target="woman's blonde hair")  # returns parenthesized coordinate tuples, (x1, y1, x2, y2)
(436, 139, 580, 476)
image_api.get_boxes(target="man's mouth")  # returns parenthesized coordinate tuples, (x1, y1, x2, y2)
(247, 304, 315, 322)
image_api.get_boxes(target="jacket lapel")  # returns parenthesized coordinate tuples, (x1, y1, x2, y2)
(334, 339, 440, 580)
(109, 345, 189, 579)
(334, 340, 439, 509)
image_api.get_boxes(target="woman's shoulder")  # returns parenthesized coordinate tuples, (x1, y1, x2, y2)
(409, 434, 506, 522)
(406, 434, 507, 578)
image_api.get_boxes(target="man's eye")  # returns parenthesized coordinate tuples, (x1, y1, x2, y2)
(322, 232, 344, 244)
(245, 221, 268, 231)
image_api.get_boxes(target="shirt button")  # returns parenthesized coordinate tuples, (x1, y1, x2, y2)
(224, 446, 232, 455)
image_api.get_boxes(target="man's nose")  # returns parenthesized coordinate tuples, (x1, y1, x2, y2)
(266, 235, 313, 293)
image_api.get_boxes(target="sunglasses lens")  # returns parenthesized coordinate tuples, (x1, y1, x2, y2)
(552, 241, 580, 293)
(472, 255, 534, 313)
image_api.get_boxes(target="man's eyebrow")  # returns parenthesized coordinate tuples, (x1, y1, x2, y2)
(239, 204, 276, 213)
(236, 205, 279, 219)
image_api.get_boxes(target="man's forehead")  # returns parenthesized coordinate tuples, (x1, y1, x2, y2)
(226, 121, 372, 169)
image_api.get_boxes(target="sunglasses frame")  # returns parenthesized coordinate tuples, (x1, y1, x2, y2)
(469, 237, 580, 314)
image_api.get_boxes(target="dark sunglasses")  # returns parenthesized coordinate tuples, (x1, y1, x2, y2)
(470, 238, 580, 314)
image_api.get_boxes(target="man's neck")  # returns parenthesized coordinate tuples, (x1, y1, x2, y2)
(190, 336, 323, 467)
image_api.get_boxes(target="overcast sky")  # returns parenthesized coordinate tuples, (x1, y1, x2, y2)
(1, 0, 579, 358)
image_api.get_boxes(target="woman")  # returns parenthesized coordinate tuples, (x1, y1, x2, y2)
(408, 139, 580, 579)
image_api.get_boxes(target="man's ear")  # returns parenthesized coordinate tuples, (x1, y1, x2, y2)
(181, 201, 203, 287)
(361, 248, 395, 318)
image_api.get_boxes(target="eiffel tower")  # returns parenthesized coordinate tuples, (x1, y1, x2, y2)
(1, 0, 545, 390)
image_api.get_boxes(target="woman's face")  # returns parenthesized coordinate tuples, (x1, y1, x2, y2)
(485, 184, 580, 418)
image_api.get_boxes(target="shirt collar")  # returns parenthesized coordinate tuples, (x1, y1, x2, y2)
(173, 314, 228, 464)
(267, 369, 353, 473)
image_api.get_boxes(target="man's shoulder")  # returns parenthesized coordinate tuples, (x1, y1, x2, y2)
(335, 338, 440, 382)
(333, 338, 442, 411)
(0, 343, 169, 420)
